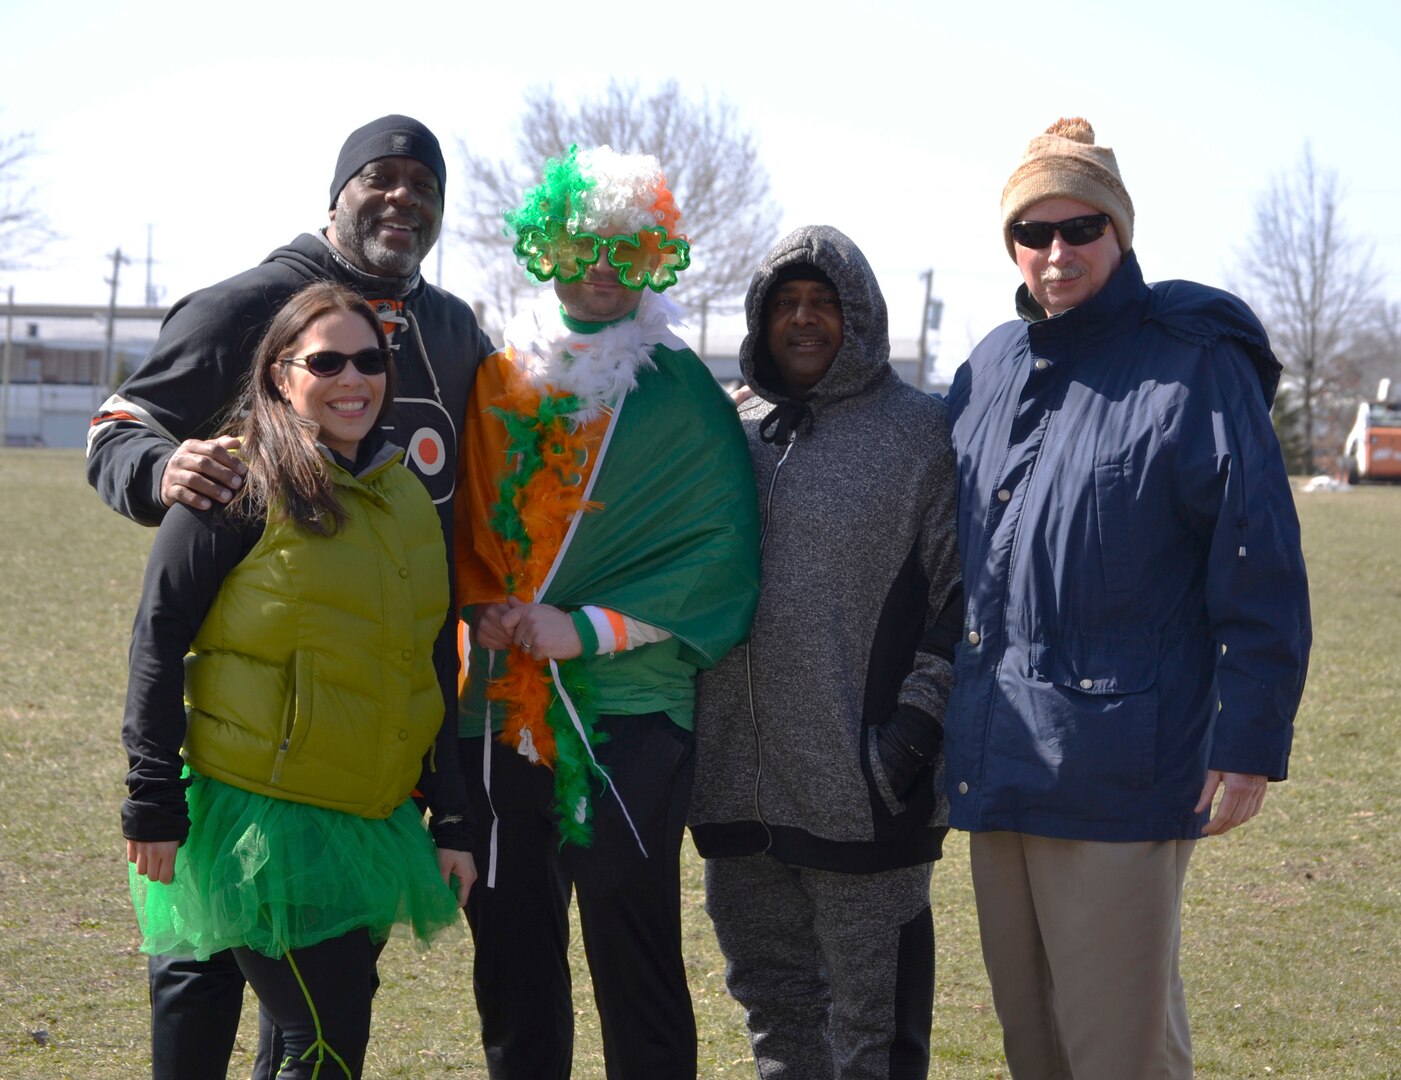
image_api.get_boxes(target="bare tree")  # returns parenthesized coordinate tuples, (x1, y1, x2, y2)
(0, 129, 55, 271)
(1235, 145, 1383, 472)
(1269, 384, 1310, 475)
(454, 81, 781, 351)
(1348, 300, 1401, 384)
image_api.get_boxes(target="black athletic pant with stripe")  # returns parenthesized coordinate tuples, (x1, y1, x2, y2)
(462, 712, 698, 1080)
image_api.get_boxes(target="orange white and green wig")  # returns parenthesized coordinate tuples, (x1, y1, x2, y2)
(506, 144, 690, 292)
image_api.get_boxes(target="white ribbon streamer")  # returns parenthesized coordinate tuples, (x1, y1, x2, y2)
(549, 658, 648, 858)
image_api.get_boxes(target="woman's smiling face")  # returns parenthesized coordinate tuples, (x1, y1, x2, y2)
(273, 311, 386, 459)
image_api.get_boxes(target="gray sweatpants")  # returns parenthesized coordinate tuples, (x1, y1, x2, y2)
(704, 854, 935, 1080)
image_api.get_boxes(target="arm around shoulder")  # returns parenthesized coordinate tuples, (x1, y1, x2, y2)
(87, 276, 282, 522)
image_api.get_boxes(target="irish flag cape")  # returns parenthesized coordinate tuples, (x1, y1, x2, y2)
(456, 297, 760, 845)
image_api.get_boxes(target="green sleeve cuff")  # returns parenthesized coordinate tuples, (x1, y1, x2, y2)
(570, 609, 600, 657)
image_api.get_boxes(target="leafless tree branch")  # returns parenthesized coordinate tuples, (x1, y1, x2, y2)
(1234, 145, 1385, 472)
(0, 129, 56, 272)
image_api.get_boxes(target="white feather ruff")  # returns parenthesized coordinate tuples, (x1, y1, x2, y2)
(502, 292, 687, 423)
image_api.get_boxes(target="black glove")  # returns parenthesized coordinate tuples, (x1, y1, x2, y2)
(876, 705, 944, 801)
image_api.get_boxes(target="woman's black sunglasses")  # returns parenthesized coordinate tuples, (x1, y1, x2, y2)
(278, 348, 390, 378)
(1009, 214, 1112, 250)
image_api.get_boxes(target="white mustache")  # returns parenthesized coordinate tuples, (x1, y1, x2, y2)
(1042, 266, 1087, 283)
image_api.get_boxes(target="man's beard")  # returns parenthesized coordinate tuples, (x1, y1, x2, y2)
(334, 206, 435, 278)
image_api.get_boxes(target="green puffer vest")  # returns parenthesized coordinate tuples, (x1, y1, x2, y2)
(182, 449, 448, 819)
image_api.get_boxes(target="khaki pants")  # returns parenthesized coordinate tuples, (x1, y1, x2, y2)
(969, 832, 1195, 1080)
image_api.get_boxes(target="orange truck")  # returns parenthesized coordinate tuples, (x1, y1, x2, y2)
(1343, 378, 1401, 483)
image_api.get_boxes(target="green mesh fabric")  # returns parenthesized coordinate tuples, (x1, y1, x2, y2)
(129, 775, 462, 960)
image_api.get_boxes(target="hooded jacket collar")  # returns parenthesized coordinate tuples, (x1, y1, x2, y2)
(1014, 250, 1282, 407)
(1018, 249, 1150, 348)
(741, 225, 895, 411)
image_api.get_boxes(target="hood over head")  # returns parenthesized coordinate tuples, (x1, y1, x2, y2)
(742, 225, 891, 404)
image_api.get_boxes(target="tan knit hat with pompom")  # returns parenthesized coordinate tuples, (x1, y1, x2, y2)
(1000, 117, 1133, 259)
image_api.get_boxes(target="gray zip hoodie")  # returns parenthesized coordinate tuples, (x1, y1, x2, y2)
(690, 226, 961, 872)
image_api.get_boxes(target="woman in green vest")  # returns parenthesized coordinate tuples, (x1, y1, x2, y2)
(120, 281, 472, 1080)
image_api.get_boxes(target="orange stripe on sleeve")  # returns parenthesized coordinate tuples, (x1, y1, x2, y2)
(603, 608, 628, 652)
(91, 410, 144, 427)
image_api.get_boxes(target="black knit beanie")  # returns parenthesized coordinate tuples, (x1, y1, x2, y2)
(329, 115, 446, 209)
(771, 262, 835, 290)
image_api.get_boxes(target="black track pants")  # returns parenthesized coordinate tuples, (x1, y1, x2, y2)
(462, 712, 698, 1080)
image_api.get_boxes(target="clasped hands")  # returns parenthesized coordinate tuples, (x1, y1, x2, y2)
(474, 597, 582, 660)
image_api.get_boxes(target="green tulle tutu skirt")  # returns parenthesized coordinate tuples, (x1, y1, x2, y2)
(129, 774, 462, 960)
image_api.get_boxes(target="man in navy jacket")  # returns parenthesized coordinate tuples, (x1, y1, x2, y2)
(945, 117, 1310, 1080)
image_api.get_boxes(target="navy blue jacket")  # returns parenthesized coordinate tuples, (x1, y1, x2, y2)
(945, 252, 1310, 842)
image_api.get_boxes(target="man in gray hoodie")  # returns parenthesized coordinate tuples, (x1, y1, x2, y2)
(691, 225, 961, 1079)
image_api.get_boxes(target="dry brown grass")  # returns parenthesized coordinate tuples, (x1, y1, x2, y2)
(1, 451, 1396, 1078)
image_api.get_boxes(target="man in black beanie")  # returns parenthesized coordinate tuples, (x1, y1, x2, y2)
(328, 113, 448, 279)
(89, 115, 490, 1080)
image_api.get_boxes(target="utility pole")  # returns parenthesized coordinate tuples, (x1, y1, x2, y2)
(103, 248, 131, 393)
(1, 285, 13, 446)
(917, 269, 945, 391)
(144, 224, 163, 308)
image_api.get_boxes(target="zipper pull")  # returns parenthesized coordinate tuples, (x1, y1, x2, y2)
(270, 738, 290, 785)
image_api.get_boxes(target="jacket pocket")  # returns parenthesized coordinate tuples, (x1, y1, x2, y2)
(865, 723, 939, 839)
(868, 726, 905, 817)
(1028, 636, 1158, 793)
(1093, 459, 1135, 593)
(271, 651, 313, 785)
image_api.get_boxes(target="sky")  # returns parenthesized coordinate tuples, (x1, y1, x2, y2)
(2, 0, 1399, 381)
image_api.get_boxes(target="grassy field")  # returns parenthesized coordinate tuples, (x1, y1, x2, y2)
(0, 448, 1396, 1079)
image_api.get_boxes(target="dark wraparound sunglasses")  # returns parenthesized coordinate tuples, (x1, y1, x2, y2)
(1010, 214, 1112, 249)
(278, 348, 390, 377)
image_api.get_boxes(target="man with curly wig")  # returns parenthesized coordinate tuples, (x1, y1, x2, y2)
(453, 145, 761, 1080)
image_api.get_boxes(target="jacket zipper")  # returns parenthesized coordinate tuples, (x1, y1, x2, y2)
(270, 689, 296, 786)
(746, 430, 796, 852)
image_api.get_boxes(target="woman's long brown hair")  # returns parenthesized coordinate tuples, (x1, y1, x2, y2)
(225, 281, 394, 535)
